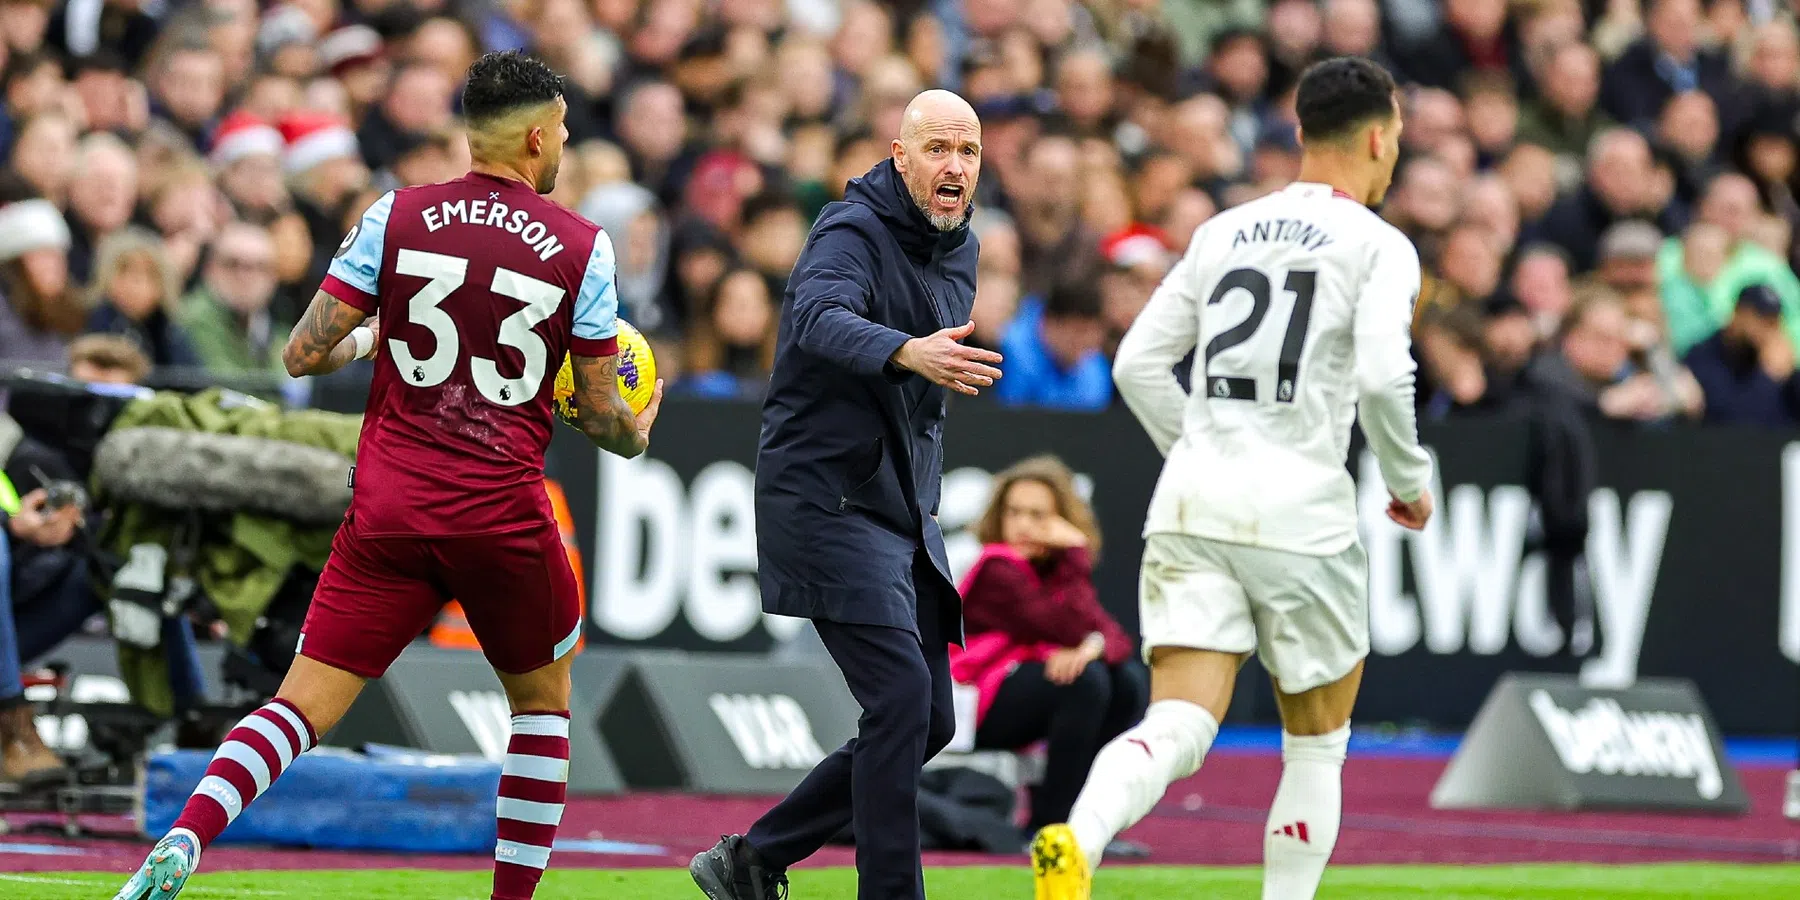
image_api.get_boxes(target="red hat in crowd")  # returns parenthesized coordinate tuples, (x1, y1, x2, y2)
(279, 112, 361, 175)
(210, 111, 284, 169)
(318, 25, 384, 77)
(1100, 224, 1174, 270)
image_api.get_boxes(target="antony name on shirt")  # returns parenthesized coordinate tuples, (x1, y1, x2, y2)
(1230, 218, 1334, 253)
(421, 197, 567, 262)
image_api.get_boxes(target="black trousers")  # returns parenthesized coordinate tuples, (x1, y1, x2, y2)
(974, 659, 1148, 829)
(746, 599, 956, 900)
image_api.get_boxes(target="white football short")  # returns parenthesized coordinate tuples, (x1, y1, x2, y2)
(1138, 532, 1369, 694)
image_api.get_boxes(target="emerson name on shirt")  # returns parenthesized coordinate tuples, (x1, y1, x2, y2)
(420, 197, 567, 261)
(1230, 217, 1335, 253)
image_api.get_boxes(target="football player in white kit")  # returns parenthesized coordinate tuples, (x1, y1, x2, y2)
(1031, 57, 1435, 900)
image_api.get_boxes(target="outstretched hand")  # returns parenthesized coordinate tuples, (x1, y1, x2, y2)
(891, 321, 1003, 396)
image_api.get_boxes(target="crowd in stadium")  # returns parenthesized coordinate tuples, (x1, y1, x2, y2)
(0, 0, 1793, 424)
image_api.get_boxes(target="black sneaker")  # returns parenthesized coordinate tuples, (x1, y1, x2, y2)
(690, 834, 789, 900)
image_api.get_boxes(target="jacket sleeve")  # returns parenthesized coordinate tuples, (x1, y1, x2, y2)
(790, 221, 914, 379)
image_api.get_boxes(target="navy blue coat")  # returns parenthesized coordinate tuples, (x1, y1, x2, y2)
(754, 159, 978, 642)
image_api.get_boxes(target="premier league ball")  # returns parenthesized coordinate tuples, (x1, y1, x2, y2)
(552, 319, 657, 423)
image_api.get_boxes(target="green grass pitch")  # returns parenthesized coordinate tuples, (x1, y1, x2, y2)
(13, 863, 1800, 899)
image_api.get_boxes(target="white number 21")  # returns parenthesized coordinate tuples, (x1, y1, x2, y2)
(387, 248, 565, 407)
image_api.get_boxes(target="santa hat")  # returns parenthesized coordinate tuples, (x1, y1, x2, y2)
(1100, 224, 1173, 270)
(279, 112, 360, 175)
(0, 199, 71, 262)
(210, 111, 284, 169)
(318, 25, 383, 76)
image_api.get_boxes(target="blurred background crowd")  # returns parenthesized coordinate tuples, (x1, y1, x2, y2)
(0, 0, 1793, 425)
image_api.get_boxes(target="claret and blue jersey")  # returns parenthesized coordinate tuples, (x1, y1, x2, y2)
(320, 171, 619, 537)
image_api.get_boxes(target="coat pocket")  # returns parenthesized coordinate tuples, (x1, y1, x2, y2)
(837, 437, 885, 512)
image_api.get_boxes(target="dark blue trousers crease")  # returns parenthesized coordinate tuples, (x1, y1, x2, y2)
(745, 574, 956, 900)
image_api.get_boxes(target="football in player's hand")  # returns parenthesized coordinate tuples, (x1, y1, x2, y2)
(552, 319, 658, 424)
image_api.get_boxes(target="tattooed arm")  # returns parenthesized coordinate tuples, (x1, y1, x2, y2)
(569, 353, 662, 458)
(283, 291, 375, 377)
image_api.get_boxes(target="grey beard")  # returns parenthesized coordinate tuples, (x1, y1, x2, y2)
(908, 184, 967, 231)
(924, 209, 964, 231)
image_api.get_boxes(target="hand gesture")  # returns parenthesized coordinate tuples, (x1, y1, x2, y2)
(7, 489, 81, 547)
(1386, 488, 1433, 531)
(1040, 516, 1089, 550)
(1044, 645, 1098, 685)
(892, 321, 1003, 396)
(1763, 334, 1796, 382)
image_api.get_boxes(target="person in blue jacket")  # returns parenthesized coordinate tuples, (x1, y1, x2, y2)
(689, 90, 1002, 900)
(996, 280, 1114, 411)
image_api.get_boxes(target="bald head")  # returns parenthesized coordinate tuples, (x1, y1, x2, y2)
(899, 89, 979, 144)
(893, 90, 983, 230)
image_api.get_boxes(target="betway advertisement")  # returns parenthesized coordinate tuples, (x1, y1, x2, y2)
(543, 400, 1799, 734)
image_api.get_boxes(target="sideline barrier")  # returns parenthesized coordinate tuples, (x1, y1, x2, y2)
(1431, 673, 1749, 814)
(599, 650, 860, 794)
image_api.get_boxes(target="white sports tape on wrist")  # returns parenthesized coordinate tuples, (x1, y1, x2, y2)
(350, 327, 374, 360)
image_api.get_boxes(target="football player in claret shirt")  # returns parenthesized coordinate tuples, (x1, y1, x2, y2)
(112, 52, 662, 900)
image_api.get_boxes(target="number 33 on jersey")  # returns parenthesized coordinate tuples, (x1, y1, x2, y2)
(319, 173, 625, 536)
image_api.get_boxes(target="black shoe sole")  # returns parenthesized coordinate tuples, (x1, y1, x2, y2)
(690, 845, 734, 900)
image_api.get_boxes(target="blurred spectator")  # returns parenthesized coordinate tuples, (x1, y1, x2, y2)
(680, 267, 775, 399)
(1461, 73, 1518, 168)
(278, 111, 369, 289)
(1733, 104, 1800, 272)
(0, 195, 80, 367)
(148, 161, 229, 288)
(1536, 288, 1702, 422)
(67, 332, 151, 384)
(180, 220, 284, 377)
(84, 227, 201, 369)
(318, 25, 388, 121)
(1437, 223, 1506, 308)
(69, 52, 148, 136)
(1515, 41, 1612, 162)
(736, 192, 807, 301)
(65, 131, 139, 282)
(149, 38, 227, 150)
(1012, 133, 1101, 300)
(1398, 0, 1518, 91)
(1601, 0, 1741, 133)
(579, 180, 672, 333)
(1684, 283, 1800, 425)
(1533, 128, 1662, 271)
(0, 475, 81, 785)
(996, 280, 1112, 411)
(953, 455, 1143, 834)
(1097, 226, 1173, 357)
(1500, 142, 1562, 232)
(1658, 173, 1800, 354)
(1383, 154, 1459, 262)
(1511, 242, 1575, 336)
(211, 111, 288, 221)
(357, 62, 456, 173)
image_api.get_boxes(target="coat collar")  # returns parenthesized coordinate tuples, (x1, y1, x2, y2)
(845, 158, 971, 263)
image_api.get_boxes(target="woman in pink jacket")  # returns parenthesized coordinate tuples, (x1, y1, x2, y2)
(952, 455, 1147, 837)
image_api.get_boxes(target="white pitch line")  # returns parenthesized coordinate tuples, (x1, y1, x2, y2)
(0, 873, 288, 896)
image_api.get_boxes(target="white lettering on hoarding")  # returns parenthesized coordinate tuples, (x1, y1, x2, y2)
(1361, 450, 1671, 686)
(1527, 690, 1722, 799)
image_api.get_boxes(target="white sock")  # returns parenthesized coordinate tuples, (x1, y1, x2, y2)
(1262, 724, 1350, 900)
(1067, 699, 1219, 866)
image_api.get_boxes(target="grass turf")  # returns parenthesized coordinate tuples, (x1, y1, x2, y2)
(14, 864, 1800, 899)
